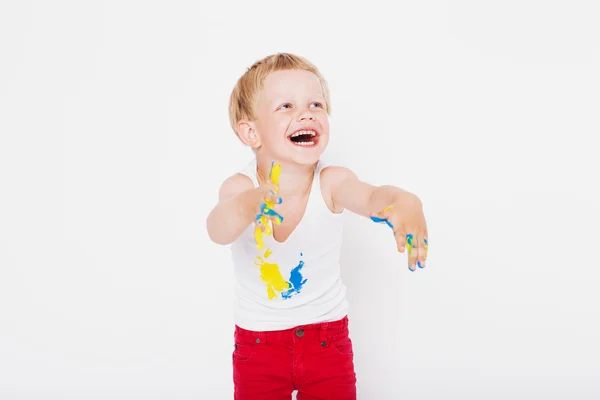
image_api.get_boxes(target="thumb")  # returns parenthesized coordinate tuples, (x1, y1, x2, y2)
(370, 204, 395, 228)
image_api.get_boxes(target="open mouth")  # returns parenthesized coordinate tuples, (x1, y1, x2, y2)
(287, 129, 319, 147)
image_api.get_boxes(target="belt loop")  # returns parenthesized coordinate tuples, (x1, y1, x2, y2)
(320, 322, 328, 346)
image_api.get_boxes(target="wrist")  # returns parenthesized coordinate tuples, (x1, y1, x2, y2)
(233, 187, 261, 222)
(393, 190, 421, 209)
(369, 185, 401, 210)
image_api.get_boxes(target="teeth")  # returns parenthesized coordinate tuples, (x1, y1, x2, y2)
(294, 141, 315, 146)
(290, 130, 316, 138)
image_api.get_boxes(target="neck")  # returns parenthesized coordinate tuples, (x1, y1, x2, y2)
(256, 156, 315, 197)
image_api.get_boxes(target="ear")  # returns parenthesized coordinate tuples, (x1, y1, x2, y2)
(237, 120, 261, 149)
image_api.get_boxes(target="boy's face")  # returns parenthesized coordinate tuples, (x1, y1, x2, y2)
(253, 69, 329, 165)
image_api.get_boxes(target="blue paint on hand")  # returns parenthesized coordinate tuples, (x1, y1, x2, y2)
(263, 208, 284, 222)
(370, 215, 394, 229)
(257, 202, 284, 223)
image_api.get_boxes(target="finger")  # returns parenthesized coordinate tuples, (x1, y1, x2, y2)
(263, 207, 284, 224)
(266, 183, 280, 196)
(394, 227, 407, 253)
(406, 233, 417, 271)
(255, 210, 264, 225)
(416, 232, 426, 269)
(421, 235, 428, 268)
(257, 201, 268, 217)
(254, 217, 267, 232)
(265, 192, 282, 205)
(259, 196, 283, 219)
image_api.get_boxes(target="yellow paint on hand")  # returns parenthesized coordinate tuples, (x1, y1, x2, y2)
(381, 204, 394, 213)
(264, 199, 275, 209)
(406, 233, 414, 256)
(253, 161, 289, 299)
(254, 256, 290, 300)
(269, 162, 281, 188)
(254, 162, 281, 251)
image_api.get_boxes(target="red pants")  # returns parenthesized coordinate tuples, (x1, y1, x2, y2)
(232, 316, 357, 399)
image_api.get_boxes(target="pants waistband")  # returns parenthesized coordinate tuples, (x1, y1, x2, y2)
(235, 316, 349, 344)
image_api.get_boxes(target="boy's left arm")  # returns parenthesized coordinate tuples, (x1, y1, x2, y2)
(323, 166, 428, 271)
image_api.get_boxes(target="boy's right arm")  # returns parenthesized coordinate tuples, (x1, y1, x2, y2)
(206, 174, 269, 245)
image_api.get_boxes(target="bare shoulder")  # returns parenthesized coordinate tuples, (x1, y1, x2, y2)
(218, 173, 254, 202)
(319, 166, 357, 213)
(320, 165, 357, 186)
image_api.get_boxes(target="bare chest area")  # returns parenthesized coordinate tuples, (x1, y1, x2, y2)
(271, 194, 310, 244)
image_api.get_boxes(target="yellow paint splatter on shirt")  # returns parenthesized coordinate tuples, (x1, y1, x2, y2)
(254, 256, 290, 300)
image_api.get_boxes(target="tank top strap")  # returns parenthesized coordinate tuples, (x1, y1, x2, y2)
(311, 160, 325, 198)
(307, 160, 335, 215)
(238, 158, 259, 188)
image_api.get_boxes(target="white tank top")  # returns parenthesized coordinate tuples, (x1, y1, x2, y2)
(230, 158, 349, 331)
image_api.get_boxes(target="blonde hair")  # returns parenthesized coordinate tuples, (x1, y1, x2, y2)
(228, 53, 330, 136)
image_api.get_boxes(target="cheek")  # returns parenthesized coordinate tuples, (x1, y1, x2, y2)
(258, 118, 288, 141)
(268, 120, 290, 141)
(277, 118, 291, 132)
(318, 115, 330, 134)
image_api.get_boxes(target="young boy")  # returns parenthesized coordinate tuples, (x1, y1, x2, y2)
(206, 53, 428, 399)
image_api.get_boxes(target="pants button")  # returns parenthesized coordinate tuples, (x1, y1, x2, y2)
(296, 329, 304, 338)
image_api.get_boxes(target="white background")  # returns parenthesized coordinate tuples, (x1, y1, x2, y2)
(1, 1, 599, 399)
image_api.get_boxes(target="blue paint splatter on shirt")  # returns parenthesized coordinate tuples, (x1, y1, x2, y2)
(281, 260, 307, 299)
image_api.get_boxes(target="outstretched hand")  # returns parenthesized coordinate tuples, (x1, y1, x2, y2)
(254, 162, 284, 251)
(370, 196, 428, 272)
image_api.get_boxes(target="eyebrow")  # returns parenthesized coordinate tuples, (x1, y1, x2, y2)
(272, 95, 325, 104)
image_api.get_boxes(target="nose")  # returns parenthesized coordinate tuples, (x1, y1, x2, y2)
(297, 107, 315, 122)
